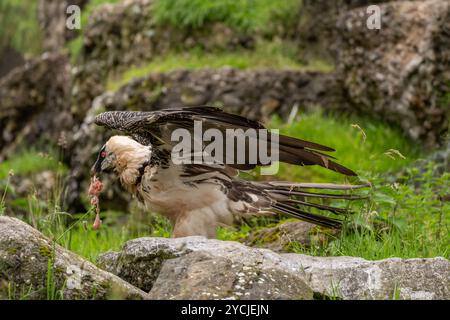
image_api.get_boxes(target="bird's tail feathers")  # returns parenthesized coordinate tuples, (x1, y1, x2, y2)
(263, 181, 370, 229)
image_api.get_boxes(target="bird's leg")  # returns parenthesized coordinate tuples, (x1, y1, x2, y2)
(172, 210, 218, 239)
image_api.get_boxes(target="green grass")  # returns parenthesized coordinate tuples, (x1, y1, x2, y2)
(55, 210, 172, 262)
(79, 0, 121, 28)
(294, 167, 449, 259)
(66, 37, 84, 64)
(266, 111, 422, 183)
(56, 215, 139, 262)
(0, 0, 43, 57)
(80, 0, 297, 34)
(152, 0, 302, 33)
(0, 150, 67, 180)
(106, 40, 333, 91)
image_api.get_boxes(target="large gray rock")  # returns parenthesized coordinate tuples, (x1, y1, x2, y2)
(98, 236, 450, 300)
(148, 250, 312, 300)
(97, 236, 314, 300)
(336, 0, 450, 147)
(0, 216, 148, 300)
(288, 254, 450, 300)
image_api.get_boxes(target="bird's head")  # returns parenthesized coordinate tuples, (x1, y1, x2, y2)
(91, 135, 151, 177)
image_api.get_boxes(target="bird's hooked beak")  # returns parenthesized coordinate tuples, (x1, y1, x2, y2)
(91, 158, 102, 176)
(91, 152, 104, 176)
(91, 145, 112, 176)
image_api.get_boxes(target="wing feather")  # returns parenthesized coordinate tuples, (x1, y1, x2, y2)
(94, 106, 357, 176)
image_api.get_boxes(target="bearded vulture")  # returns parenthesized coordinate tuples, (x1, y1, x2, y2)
(92, 106, 366, 238)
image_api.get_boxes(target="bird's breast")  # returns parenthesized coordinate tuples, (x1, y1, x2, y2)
(135, 166, 231, 222)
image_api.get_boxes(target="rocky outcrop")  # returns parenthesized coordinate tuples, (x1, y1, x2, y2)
(0, 47, 24, 79)
(69, 0, 307, 119)
(81, 0, 253, 74)
(148, 250, 313, 300)
(336, 0, 450, 147)
(98, 236, 450, 300)
(297, 0, 394, 60)
(38, 0, 89, 52)
(291, 254, 450, 300)
(0, 52, 72, 159)
(96, 69, 341, 120)
(71, 0, 257, 117)
(0, 216, 148, 299)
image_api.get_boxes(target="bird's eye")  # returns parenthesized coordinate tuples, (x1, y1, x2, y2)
(101, 151, 107, 158)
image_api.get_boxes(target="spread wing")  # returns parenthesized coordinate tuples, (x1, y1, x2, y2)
(94, 106, 357, 176)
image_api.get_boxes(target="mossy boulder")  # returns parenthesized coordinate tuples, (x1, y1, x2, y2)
(0, 216, 148, 300)
(242, 220, 339, 252)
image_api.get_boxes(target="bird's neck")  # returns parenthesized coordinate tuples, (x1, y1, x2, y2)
(115, 146, 151, 190)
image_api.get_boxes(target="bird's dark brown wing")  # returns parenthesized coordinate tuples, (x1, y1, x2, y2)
(94, 106, 357, 176)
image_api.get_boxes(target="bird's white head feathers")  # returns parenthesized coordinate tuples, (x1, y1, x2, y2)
(101, 135, 151, 187)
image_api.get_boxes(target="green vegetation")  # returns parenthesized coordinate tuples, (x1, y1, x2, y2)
(0, 0, 43, 57)
(106, 40, 332, 91)
(152, 0, 301, 33)
(269, 111, 422, 183)
(0, 150, 66, 180)
(438, 81, 450, 106)
(0, 176, 8, 215)
(79, 0, 121, 28)
(66, 37, 84, 64)
(55, 210, 172, 262)
(220, 164, 449, 260)
(293, 165, 449, 259)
